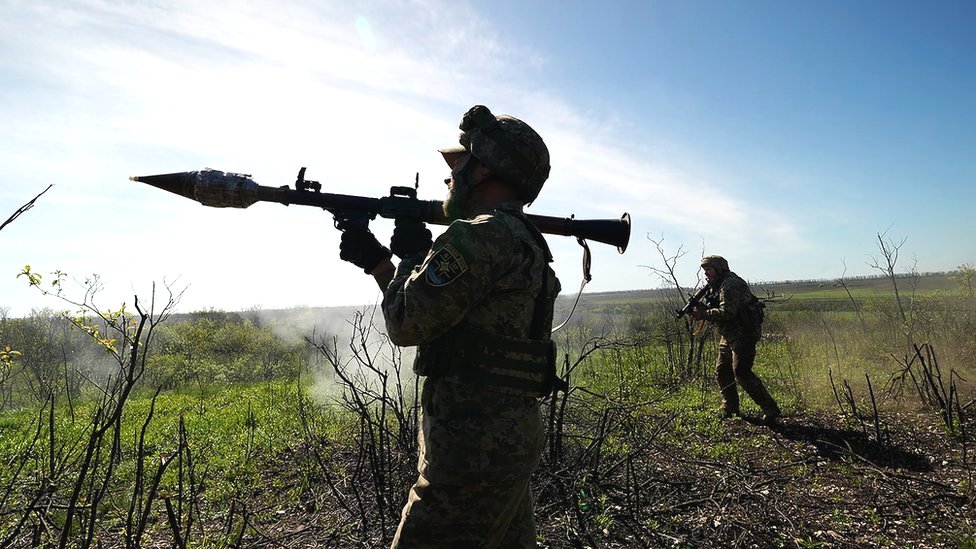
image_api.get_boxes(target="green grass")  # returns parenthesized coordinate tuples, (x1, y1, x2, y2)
(3, 282, 974, 546)
(0, 381, 346, 512)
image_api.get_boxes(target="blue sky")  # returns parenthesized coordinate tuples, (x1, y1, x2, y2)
(1, 0, 973, 316)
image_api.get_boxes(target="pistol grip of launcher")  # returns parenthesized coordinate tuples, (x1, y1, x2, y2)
(333, 210, 373, 231)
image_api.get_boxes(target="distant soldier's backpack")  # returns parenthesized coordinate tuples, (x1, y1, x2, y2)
(746, 295, 765, 329)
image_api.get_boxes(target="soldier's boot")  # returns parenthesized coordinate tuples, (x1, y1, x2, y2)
(738, 375, 780, 424)
(761, 405, 781, 425)
(718, 405, 739, 419)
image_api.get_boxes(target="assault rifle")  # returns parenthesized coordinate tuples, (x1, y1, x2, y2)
(130, 168, 632, 252)
(675, 285, 710, 319)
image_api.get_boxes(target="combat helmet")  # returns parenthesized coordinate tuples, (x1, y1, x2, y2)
(439, 105, 551, 204)
(701, 255, 730, 272)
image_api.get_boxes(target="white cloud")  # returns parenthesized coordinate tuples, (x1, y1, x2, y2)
(0, 0, 806, 315)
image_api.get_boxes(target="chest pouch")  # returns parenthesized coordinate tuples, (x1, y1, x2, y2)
(412, 211, 565, 397)
(414, 325, 559, 397)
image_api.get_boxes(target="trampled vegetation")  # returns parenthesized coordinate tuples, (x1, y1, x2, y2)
(1, 260, 974, 547)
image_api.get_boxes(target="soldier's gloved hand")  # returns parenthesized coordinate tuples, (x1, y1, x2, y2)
(335, 217, 392, 274)
(390, 217, 433, 260)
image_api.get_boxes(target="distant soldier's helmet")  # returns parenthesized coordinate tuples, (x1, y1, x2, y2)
(439, 105, 551, 204)
(701, 255, 730, 271)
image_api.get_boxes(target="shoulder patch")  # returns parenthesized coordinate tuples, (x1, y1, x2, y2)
(425, 244, 469, 286)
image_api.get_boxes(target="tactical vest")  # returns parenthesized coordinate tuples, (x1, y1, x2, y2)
(705, 273, 765, 339)
(412, 213, 562, 398)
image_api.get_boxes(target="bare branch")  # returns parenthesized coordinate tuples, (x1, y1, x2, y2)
(1, 184, 53, 233)
(639, 234, 694, 300)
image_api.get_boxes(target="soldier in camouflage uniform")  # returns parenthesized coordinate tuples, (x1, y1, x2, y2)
(335, 105, 560, 548)
(691, 255, 781, 425)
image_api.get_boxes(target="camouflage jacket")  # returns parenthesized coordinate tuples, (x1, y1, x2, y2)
(703, 271, 763, 342)
(381, 201, 559, 485)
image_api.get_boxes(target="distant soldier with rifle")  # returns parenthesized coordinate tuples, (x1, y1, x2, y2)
(690, 255, 781, 425)
(334, 105, 560, 547)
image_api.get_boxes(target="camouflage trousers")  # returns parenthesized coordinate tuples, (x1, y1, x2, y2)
(391, 473, 536, 548)
(716, 336, 779, 414)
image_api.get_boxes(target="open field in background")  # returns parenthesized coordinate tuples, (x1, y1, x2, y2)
(1, 271, 974, 547)
(562, 271, 976, 399)
(566, 272, 959, 306)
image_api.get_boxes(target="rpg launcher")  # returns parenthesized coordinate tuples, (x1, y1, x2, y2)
(130, 168, 632, 253)
(675, 285, 710, 319)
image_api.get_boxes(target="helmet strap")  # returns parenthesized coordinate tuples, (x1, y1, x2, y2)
(454, 153, 496, 192)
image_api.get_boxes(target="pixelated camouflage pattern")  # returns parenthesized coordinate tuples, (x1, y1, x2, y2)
(700, 254, 729, 271)
(704, 270, 779, 415)
(445, 112, 551, 204)
(383, 201, 554, 349)
(382, 202, 551, 484)
(716, 338, 779, 414)
(381, 201, 556, 545)
(702, 271, 762, 343)
(391, 475, 535, 548)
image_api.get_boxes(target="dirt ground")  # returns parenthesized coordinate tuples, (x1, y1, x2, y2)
(231, 408, 973, 548)
(533, 409, 975, 548)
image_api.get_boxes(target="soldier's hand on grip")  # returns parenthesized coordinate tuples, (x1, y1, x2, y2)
(390, 218, 433, 260)
(334, 216, 392, 274)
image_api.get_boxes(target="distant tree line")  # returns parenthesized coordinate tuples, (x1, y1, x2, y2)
(754, 270, 956, 287)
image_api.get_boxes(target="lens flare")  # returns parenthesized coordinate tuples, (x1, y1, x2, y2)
(355, 16, 376, 51)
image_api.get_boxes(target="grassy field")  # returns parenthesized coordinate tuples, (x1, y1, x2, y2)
(1, 271, 974, 547)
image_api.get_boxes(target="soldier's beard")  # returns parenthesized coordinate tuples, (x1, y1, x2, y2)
(705, 270, 727, 286)
(443, 182, 474, 221)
